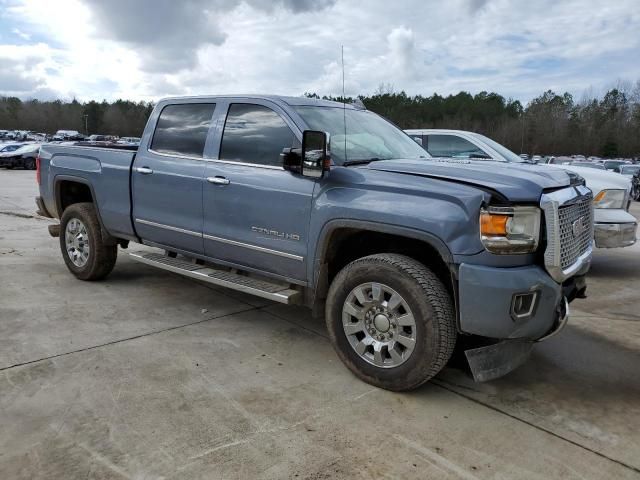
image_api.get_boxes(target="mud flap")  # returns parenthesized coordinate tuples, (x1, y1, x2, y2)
(465, 340, 534, 382)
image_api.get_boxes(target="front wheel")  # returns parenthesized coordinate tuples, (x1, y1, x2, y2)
(24, 158, 36, 170)
(59, 203, 117, 280)
(325, 254, 457, 391)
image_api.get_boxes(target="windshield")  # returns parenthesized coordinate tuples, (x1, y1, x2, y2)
(470, 133, 525, 163)
(294, 106, 429, 165)
(604, 160, 625, 168)
(620, 165, 640, 175)
(1, 144, 23, 152)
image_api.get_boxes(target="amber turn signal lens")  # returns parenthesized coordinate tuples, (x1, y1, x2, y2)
(593, 190, 606, 202)
(480, 212, 509, 236)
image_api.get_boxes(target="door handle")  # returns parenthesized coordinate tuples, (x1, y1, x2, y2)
(135, 166, 153, 175)
(207, 176, 230, 185)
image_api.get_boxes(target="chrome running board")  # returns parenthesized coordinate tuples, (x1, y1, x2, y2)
(129, 251, 301, 304)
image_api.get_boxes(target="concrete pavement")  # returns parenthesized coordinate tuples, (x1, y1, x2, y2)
(1, 169, 638, 479)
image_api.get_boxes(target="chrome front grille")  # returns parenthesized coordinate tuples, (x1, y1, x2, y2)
(540, 186, 594, 282)
(558, 197, 593, 269)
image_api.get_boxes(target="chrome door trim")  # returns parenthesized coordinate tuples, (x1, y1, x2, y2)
(148, 148, 285, 171)
(148, 148, 206, 162)
(203, 233, 303, 261)
(206, 158, 284, 170)
(135, 218, 202, 237)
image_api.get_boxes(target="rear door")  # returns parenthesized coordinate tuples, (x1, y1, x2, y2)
(132, 102, 216, 254)
(202, 100, 315, 282)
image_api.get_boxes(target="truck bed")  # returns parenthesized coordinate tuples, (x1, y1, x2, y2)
(38, 143, 138, 240)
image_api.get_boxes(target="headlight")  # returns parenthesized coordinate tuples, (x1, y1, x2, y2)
(593, 189, 627, 209)
(480, 206, 541, 254)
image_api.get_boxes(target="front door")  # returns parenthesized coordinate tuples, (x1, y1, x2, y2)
(202, 101, 315, 282)
(132, 102, 216, 254)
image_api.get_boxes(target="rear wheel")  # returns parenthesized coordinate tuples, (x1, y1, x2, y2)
(59, 203, 117, 280)
(325, 253, 456, 391)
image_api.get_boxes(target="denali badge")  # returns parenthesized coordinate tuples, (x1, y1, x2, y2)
(572, 216, 587, 238)
(251, 226, 300, 241)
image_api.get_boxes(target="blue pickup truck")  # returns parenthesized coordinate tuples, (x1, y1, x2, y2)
(36, 95, 593, 391)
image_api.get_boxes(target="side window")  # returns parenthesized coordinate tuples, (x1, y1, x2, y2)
(151, 103, 216, 158)
(220, 104, 295, 166)
(426, 134, 488, 158)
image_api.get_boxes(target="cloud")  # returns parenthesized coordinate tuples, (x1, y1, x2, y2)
(1, 0, 639, 102)
(80, 0, 336, 73)
(386, 26, 421, 79)
(11, 28, 31, 40)
(0, 44, 49, 95)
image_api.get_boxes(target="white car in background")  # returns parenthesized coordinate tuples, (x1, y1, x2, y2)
(405, 129, 637, 249)
(619, 164, 640, 179)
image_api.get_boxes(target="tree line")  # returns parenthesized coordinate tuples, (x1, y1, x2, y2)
(1, 80, 639, 157)
(0, 98, 153, 138)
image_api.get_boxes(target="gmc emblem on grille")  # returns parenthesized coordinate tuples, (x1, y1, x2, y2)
(572, 216, 587, 238)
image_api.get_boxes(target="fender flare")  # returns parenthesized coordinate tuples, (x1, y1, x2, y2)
(313, 219, 454, 274)
(53, 174, 118, 246)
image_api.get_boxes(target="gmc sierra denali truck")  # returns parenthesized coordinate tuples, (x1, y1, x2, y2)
(36, 95, 593, 391)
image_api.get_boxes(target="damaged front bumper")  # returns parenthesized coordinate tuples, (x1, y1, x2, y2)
(457, 262, 585, 382)
(465, 297, 570, 382)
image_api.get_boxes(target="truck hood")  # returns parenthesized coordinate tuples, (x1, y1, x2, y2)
(365, 159, 572, 202)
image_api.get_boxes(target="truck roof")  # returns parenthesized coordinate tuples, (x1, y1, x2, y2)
(158, 94, 359, 110)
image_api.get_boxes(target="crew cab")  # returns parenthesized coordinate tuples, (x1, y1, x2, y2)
(36, 96, 593, 391)
(406, 129, 637, 249)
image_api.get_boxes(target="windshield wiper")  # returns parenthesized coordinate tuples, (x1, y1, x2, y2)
(468, 153, 493, 159)
(343, 157, 385, 166)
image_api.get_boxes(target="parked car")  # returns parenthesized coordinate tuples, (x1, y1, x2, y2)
(0, 143, 40, 169)
(551, 156, 573, 165)
(36, 95, 593, 390)
(632, 172, 640, 201)
(618, 165, 640, 179)
(405, 129, 637, 249)
(570, 161, 606, 170)
(603, 160, 629, 172)
(0, 143, 25, 154)
(117, 137, 141, 146)
(88, 134, 110, 142)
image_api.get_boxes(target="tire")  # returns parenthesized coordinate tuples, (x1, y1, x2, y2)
(325, 254, 456, 391)
(59, 202, 117, 280)
(24, 158, 36, 170)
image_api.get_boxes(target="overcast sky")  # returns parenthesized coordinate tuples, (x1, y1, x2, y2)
(1, 0, 639, 103)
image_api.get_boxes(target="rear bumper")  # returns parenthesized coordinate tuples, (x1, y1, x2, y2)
(457, 263, 583, 341)
(594, 222, 637, 248)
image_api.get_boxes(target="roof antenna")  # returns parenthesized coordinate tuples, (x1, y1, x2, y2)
(341, 45, 347, 162)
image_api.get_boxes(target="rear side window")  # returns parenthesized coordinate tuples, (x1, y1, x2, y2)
(151, 103, 216, 158)
(219, 104, 295, 166)
(425, 134, 488, 158)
